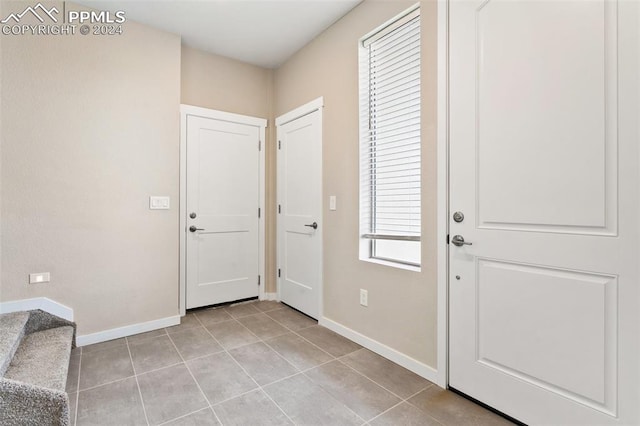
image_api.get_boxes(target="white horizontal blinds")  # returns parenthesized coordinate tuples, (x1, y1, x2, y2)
(361, 9, 421, 244)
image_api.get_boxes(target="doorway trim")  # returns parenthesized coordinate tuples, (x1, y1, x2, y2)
(275, 96, 324, 319)
(179, 104, 267, 316)
(436, 0, 450, 389)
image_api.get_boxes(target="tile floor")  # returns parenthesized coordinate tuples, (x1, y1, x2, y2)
(66, 300, 513, 426)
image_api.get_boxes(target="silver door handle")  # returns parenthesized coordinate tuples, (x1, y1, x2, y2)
(304, 222, 318, 230)
(451, 235, 472, 246)
(189, 226, 205, 232)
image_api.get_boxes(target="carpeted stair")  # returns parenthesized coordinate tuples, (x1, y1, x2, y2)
(0, 310, 76, 426)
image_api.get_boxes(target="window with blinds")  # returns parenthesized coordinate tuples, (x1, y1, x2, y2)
(359, 6, 421, 268)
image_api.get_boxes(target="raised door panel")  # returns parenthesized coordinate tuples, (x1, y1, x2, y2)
(476, 0, 617, 235)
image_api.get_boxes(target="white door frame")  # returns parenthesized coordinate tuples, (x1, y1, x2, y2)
(436, 0, 450, 389)
(179, 104, 267, 316)
(275, 97, 324, 319)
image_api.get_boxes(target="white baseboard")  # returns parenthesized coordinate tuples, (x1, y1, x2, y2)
(262, 292, 278, 301)
(77, 315, 180, 347)
(319, 316, 439, 385)
(0, 297, 74, 321)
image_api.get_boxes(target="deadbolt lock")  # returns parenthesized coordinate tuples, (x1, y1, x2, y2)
(453, 211, 464, 223)
(190, 212, 197, 219)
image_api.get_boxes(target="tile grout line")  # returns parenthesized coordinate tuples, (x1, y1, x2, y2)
(156, 406, 212, 426)
(213, 356, 335, 398)
(405, 383, 436, 402)
(199, 305, 318, 419)
(400, 385, 447, 426)
(77, 374, 137, 393)
(205, 318, 297, 425)
(161, 303, 406, 425)
(78, 318, 323, 391)
(74, 303, 442, 426)
(334, 356, 410, 401)
(209, 384, 274, 407)
(327, 345, 438, 402)
(75, 354, 194, 393)
(331, 357, 439, 424)
(196, 303, 434, 407)
(299, 358, 432, 425)
(219, 304, 369, 424)
(297, 368, 369, 425)
(290, 332, 338, 360)
(125, 337, 151, 426)
(196, 311, 298, 425)
(232, 315, 308, 374)
(128, 360, 183, 378)
(171, 315, 224, 425)
(126, 329, 168, 345)
(255, 306, 430, 424)
(225, 351, 299, 426)
(259, 308, 337, 360)
(73, 348, 81, 426)
(364, 400, 406, 425)
(230, 308, 369, 423)
(296, 354, 404, 425)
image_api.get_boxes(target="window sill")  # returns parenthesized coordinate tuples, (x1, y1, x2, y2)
(360, 256, 421, 273)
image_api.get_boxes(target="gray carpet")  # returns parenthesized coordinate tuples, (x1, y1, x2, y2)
(5, 326, 74, 391)
(0, 379, 70, 426)
(0, 310, 76, 426)
(0, 312, 29, 376)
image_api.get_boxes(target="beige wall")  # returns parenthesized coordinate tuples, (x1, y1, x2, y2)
(181, 46, 272, 118)
(0, 2, 182, 334)
(0, 0, 438, 366)
(274, 0, 438, 366)
(180, 47, 277, 293)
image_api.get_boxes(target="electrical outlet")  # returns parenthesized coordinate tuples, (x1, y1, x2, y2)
(29, 272, 50, 284)
(360, 289, 368, 307)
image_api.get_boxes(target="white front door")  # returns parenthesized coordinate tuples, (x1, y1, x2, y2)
(277, 100, 323, 319)
(185, 110, 265, 309)
(449, 1, 638, 424)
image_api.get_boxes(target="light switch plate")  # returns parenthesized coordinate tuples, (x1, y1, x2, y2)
(29, 272, 50, 284)
(149, 196, 170, 210)
(329, 196, 337, 211)
(360, 289, 368, 307)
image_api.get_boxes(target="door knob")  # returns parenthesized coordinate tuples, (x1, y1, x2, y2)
(451, 235, 472, 247)
(189, 226, 205, 232)
(304, 222, 318, 230)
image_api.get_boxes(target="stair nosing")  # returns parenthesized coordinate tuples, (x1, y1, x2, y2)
(4, 325, 74, 392)
(0, 311, 30, 377)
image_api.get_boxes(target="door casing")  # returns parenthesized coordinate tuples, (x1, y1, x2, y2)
(179, 105, 267, 315)
(436, 0, 450, 390)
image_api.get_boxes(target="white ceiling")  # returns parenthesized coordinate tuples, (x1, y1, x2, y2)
(79, 0, 362, 68)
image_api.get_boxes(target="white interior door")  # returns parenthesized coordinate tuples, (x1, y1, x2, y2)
(185, 112, 264, 309)
(449, 1, 639, 424)
(277, 101, 323, 319)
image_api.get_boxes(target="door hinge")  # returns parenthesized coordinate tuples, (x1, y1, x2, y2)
(278, 268, 281, 278)
(446, 234, 450, 244)
(278, 204, 281, 214)
(278, 140, 281, 150)
(258, 275, 261, 286)
(258, 207, 261, 218)
(258, 140, 261, 151)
